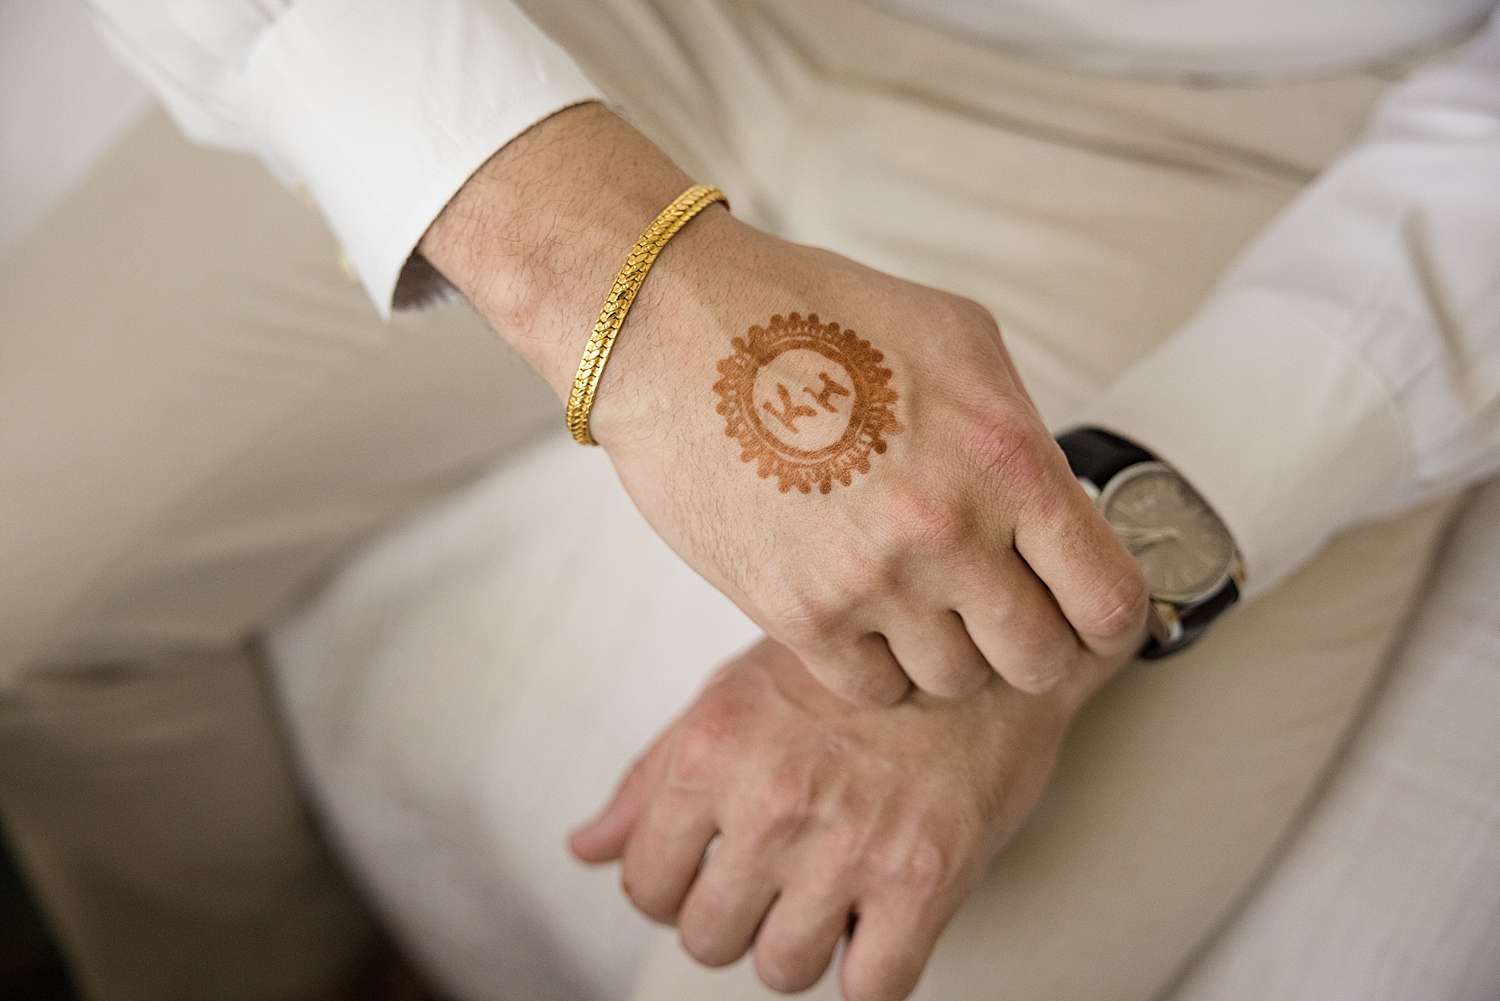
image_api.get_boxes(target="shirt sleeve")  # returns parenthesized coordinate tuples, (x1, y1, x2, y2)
(85, 0, 605, 317)
(1080, 10, 1500, 600)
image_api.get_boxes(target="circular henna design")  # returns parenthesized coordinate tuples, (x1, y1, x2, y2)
(714, 312, 904, 494)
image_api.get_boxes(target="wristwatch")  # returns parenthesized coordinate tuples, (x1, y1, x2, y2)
(1056, 428, 1243, 659)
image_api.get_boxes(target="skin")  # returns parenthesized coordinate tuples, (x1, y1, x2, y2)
(420, 102, 1149, 706)
(570, 637, 1096, 1001)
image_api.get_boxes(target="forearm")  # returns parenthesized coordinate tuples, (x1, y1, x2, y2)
(418, 103, 702, 397)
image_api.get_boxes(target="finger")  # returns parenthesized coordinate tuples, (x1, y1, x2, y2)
(676, 836, 780, 968)
(956, 549, 1081, 695)
(1013, 455, 1148, 660)
(880, 609, 992, 699)
(796, 632, 911, 707)
(839, 894, 950, 1001)
(571, 738, 671, 863)
(752, 883, 853, 994)
(619, 784, 719, 924)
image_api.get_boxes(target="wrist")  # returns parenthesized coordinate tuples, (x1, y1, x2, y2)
(418, 102, 696, 396)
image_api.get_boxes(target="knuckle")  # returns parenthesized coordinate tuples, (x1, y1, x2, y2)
(927, 659, 991, 700)
(744, 768, 811, 841)
(825, 669, 899, 707)
(843, 960, 919, 1001)
(1083, 565, 1150, 642)
(1006, 664, 1064, 695)
(995, 641, 1072, 694)
(755, 935, 824, 994)
(845, 668, 912, 708)
(680, 915, 744, 968)
(816, 825, 865, 883)
(937, 292, 1001, 339)
(992, 626, 1069, 688)
(959, 294, 1001, 330)
(768, 590, 841, 648)
(883, 485, 971, 560)
(667, 718, 729, 789)
(621, 869, 681, 924)
(958, 410, 1047, 497)
(907, 651, 988, 700)
(860, 552, 907, 601)
(868, 834, 952, 898)
(979, 589, 1077, 691)
(840, 979, 883, 1001)
(896, 839, 949, 896)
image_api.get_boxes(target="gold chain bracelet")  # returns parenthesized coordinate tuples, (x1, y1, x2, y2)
(565, 184, 728, 446)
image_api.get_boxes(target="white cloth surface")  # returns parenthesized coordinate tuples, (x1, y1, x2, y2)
(266, 435, 762, 1001)
(81, 0, 1500, 609)
(1165, 477, 1500, 1001)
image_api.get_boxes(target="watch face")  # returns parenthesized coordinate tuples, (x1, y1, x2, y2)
(1099, 463, 1234, 605)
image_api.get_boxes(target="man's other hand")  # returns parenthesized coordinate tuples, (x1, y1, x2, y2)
(570, 638, 1084, 1001)
(420, 104, 1148, 704)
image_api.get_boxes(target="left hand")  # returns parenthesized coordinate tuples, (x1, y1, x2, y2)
(570, 638, 1087, 1001)
(420, 104, 1149, 709)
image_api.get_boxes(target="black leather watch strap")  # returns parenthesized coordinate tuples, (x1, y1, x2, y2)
(1140, 577, 1240, 659)
(1055, 427, 1154, 489)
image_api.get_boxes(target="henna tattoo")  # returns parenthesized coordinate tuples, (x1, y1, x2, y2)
(713, 313, 903, 494)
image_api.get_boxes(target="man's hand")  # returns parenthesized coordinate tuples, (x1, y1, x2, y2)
(570, 638, 1084, 1001)
(420, 104, 1148, 704)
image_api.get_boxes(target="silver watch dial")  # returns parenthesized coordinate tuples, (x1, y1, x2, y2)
(1098, 463, 1234, 605)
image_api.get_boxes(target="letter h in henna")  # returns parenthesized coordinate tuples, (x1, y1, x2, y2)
(763, 382, 819, 433)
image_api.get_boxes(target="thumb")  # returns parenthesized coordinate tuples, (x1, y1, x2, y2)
(569, 738, 668, 863)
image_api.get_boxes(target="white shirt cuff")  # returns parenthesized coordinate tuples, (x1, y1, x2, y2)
(1078, 289, 1412, 600)
(242, 0, 604, 317)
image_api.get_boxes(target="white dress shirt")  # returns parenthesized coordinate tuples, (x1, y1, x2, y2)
(88, 0, 604, 315)
(877, 0, 1493, 75)
(1085, 16, 1500, 595)
(84, 0, 1500, 601)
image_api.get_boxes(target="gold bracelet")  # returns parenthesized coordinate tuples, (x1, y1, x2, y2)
(565, 184, 728, 446)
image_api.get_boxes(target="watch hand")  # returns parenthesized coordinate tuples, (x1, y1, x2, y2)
(1116, 525, 1183, 549)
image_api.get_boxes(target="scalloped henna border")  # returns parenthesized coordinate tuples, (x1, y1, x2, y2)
(713, 312, 904, 494)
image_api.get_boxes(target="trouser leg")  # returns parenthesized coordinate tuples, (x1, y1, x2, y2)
(0, 104, 560, 999)
(1163, 481, 1500, 1001)
(0, 649, 371, 1001)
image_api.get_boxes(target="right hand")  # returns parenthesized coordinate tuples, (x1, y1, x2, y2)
(422, 103, 1148, 705)
(571, 637, 1082, 1001)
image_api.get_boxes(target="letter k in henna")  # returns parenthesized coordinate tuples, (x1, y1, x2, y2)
(804, 372, 851, 413)
(763, 382, 819, 433)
